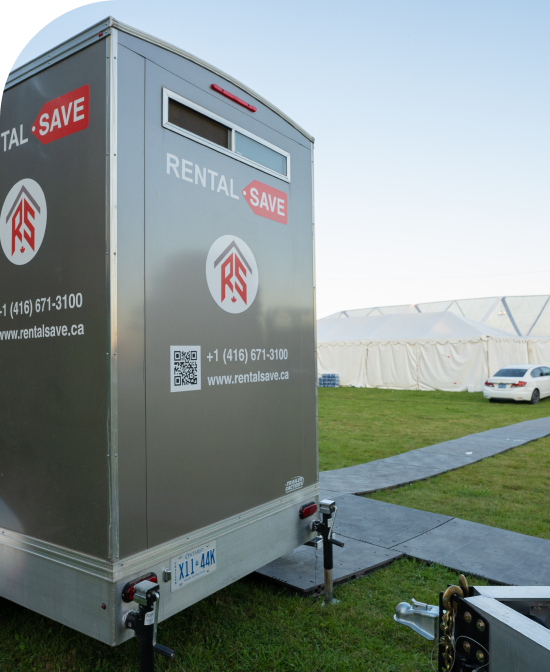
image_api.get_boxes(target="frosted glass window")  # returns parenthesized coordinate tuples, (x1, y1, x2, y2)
(164, 89, 290, 181)
(235, 132, 286, 176)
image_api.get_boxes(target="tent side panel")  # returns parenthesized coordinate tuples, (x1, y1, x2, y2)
(317, 342, 366, 387)
(418, 339, 487, 392)
(365, 342, 418, 390)
(527, 338, 550, 365)
(487, 338, 530, 377)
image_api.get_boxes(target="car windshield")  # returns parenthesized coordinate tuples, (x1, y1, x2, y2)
(494, 368, 528, 377)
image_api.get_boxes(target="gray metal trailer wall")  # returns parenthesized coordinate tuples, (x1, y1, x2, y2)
(1, 18, 316, 565)
(116, 34, 316, 556)
(0, 19, 317, 644)
(0, 41, 110, 558)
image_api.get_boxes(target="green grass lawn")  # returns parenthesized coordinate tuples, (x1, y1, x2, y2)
(0, 558, 486, 672)
(319, 387, 550, 471)
(368, 434, 550, 540)
(2, 388, 547, 671)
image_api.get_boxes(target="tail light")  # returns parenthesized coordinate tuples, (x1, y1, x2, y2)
(485, 381, 494, 387)
(299, 502, 317, 519)
(122, 572, 158, 602)
(511, 381, 527, 388)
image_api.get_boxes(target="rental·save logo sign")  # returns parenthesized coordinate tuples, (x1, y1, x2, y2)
(242, 180, 287, 225)
(31, 85, 89, 145)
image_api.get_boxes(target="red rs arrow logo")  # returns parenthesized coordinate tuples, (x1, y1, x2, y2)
(31, 85, 89, 145)
(242, 180, 288, 225)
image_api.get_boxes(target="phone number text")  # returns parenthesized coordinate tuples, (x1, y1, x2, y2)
(0, 293, 84, 319)
(206, 348, 289, 365)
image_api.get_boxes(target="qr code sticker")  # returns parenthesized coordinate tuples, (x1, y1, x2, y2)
(170, 346, 201, 392)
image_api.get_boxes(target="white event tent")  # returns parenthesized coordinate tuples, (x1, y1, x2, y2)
(324, 295, 550, 338)
(317, 312, 550, 392)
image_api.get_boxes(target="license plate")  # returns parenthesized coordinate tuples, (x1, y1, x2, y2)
(498, 384, 506, 389)
(171, 540, 217, 592)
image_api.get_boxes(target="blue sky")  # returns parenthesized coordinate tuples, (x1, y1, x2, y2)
(6, 0, 550, 317)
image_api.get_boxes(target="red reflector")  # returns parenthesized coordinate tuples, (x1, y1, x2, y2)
(211, 84, 257, 112)
(485, 381, 494, 387)
(121, 572, 158, 603)
(511, 381, 527, 387)
(299, 502, 317, 519)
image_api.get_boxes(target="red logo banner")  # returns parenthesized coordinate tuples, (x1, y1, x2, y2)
(31, 85, 89, 145)
(242, 180, 288, 225)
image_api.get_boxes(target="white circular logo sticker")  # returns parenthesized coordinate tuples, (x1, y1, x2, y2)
(0, 179, 47, 265)
(206, 235, 258, 313)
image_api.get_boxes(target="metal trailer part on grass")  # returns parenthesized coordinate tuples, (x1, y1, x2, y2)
(395, 585, 550, 671)
(0, 17, 318, 649)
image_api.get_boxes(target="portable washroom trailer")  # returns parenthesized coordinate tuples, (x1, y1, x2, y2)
(0, 17, 318, 647)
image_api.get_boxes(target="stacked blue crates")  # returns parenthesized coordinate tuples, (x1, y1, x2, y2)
(318, 374, 340, 387)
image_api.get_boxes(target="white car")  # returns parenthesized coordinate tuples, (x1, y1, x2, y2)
(483, 364, 550, 404)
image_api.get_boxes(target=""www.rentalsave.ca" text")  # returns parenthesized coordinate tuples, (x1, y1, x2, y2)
(0, 324, 84, 340)
(207, 371, 289, 385)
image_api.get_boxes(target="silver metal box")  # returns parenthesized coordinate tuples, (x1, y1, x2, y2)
(0, 17, 318, 645)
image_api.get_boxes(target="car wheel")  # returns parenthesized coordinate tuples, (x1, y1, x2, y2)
(530, 389, 540, 405)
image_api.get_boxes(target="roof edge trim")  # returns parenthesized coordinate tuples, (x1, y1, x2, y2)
(112, 19, 314, 142)
(5, 18, 113, 90)
(6, 16, 315, 144)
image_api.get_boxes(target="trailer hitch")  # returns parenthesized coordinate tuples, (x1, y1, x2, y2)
(394, 598, 439, 640)
(310, 499, 344, 605)
(123, 579, 175, 671)
(394, 574, 490, 671)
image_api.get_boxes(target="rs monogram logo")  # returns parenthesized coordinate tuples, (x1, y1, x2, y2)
(0, 179, 47, 265)
(206, 236, 259, 314)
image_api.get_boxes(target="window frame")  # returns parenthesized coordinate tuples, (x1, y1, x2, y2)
(162, 88, 291, 182)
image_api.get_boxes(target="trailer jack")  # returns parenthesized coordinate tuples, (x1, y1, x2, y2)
(123, 579, 175, 671)
(310, 499, 344, 605)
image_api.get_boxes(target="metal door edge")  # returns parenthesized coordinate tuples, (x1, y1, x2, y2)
(106, 29, 120, 563)
(311, 140, 319, 477)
